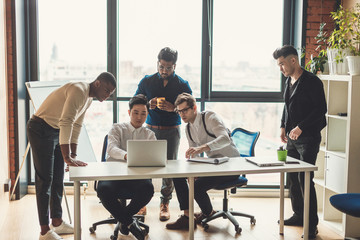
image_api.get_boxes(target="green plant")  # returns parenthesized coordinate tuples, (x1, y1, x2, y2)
(328, 4, 360, 61)
(305, 23, 328, 74)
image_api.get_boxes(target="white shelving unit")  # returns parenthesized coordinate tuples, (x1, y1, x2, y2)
(316, 74, 360, 237)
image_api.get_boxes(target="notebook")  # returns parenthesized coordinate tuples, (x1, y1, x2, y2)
(187, 156, 229, 165)
(245, 156, 285, 167)
(127, 140, 167, 167)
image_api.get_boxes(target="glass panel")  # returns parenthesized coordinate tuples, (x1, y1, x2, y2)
(84, 101, 114, 162)
(38, 0, 107, 82)
(205, 102, 284, 185)
(212, 0, 283, 92)
(117, 0, 201, 97)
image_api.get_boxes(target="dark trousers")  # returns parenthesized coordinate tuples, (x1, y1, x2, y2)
(286, 133, 321, 230)
(97, 179, 154, 226)
(148, 127, 180, 203)
(173, 175, 239, 215)
(27, 118, 64, 226)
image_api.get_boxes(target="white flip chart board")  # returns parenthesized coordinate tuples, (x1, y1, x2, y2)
(25, 81, 96, 163)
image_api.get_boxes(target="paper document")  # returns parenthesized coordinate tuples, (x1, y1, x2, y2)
(187, 156, 229, 164)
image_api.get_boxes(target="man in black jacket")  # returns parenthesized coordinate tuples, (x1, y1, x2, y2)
(273, 45, 327, 239)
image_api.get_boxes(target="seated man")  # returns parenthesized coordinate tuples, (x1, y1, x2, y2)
(97, 94, 155, 240)
(166, 92, 240, 230)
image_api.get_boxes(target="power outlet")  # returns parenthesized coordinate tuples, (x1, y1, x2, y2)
(4, 179, 11, 192)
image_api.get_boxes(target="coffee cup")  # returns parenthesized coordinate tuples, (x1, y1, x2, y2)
(277, 149, 288, 162)
(157, 97, 165, 108)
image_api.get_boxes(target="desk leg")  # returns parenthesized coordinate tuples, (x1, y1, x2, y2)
(303, 171, 310, 240)
(74, 181, 81, 240)
(188, 177, 194, 240)
(279, 172, 284, 235)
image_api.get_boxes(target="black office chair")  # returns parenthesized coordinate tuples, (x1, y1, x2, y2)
(201, 128, 259, 234)
(89, 135, 149, 240)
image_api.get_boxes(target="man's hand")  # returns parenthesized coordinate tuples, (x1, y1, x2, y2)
(158, 99, 175, 112)
(64, 156, 88, 167)
(289, 126, 302, 141)
(149, 97, 157, 110)
(280, 127, 288, 143)
(185, 145, 210, 159)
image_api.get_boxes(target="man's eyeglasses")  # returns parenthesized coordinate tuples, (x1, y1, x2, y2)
(175, 106, 192, 115)
(158, 64, 174, 72)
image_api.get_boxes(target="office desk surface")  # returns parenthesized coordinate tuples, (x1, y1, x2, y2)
(69, 157, 317, 240)
(69, 156, 317, 181)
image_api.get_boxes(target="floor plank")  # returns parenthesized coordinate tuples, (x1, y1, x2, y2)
(1, 193, 343, 240)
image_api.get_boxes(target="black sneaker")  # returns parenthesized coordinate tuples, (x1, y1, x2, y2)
(302, 228, 318, 239)
(128, 219, 145, 240)
(119, 222, 129, 235)
(278, 214, 303, 226)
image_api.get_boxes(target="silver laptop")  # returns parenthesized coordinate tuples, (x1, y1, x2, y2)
(127, 140, 167, 167)
(245, 156, 285, 167)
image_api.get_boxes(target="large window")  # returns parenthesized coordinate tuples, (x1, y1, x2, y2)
(117, 0, 202, 98)
(38, 0, 107, 82)
(212, 0, 284, 93)
(29, 0, 295, 187)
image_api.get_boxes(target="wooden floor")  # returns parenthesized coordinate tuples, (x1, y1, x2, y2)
(1, 193, 343, 240)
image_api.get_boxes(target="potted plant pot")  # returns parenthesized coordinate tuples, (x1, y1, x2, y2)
(347, 56, 360, 75)
(327, 48, 352, 75)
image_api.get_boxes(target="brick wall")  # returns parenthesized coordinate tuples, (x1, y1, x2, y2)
(5, 0, 16, 191)
(304, 0, 338, 65)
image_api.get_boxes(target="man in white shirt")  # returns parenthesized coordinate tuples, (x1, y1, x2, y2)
(166, 93, 240, 230)
(96, 94, 155, 240)
(27, 72, 116, 240)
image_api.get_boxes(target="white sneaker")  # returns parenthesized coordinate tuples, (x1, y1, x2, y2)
(39, 230, 63, 240)
(50, 221, 74, 235)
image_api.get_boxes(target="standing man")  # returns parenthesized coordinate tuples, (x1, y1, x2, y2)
(97, 94, 155, 240)
(273, 45, 327, 239)
(27, 72, 116, 240)
(135, 47, 192, 221)
(166, 93, 240, 230)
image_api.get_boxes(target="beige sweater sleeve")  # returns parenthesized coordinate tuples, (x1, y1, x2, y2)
(35, 82, 92, 145)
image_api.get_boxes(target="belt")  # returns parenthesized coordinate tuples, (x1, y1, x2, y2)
(147, 124, 179, 130)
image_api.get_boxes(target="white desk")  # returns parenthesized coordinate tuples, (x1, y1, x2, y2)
(70, 157, 317, 240)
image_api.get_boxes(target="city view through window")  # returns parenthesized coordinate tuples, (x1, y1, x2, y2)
(37, 0, 285, 186)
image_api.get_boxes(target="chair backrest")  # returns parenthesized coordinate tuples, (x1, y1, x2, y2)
(101, 135, 108, 162)
(94, 135, 108, 191)
(231, 128, 260, 157)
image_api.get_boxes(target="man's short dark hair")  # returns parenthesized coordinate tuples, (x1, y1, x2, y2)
(96, 72, 117, 87)
(273, 45, 298, 60)
(158, 47, 178, 64)
(129, 94, 149, 110)
(174, 92, 195, 108)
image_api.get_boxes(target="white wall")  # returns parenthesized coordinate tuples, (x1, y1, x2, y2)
(0, 0, 10, 229)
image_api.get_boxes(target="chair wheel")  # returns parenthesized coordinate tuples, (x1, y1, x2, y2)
(235, 226, 242, 234)
(250, 218, 256, 225)
(89, 226, 96, 233)
(201, 222, 209, 231)
(110, 235, 117, 240)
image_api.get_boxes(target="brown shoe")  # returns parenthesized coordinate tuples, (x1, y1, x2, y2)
(136, 206, 147, 215)
(166, 215, 197, 230)
(159, 203, 170, 221)
(194, 210, 216, 224)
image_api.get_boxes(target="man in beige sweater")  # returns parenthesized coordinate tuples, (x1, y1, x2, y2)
(27, 72, 116, 240)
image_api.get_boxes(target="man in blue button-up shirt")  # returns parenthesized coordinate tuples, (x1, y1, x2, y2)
(135, 47, 192, 221)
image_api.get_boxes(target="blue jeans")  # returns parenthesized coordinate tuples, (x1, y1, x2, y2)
(97, 179, 154, 226)
(27, 117, 64, 226)
(148, 127, 180, 204)
(286, 133, 321, 230)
